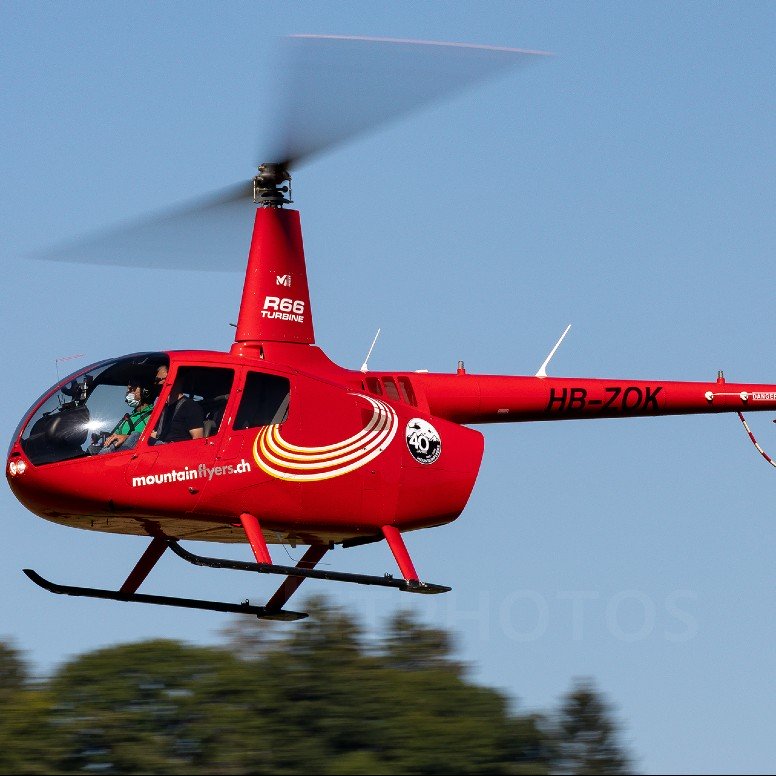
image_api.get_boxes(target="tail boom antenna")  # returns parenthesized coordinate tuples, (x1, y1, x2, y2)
(536, 324, 571, 378)
(55, 353, 85, 383)
(360, 328, 381, 373)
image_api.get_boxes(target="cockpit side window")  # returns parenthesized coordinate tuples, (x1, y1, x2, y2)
(233, 372, 290, 430)
(20, 354, 168, 465)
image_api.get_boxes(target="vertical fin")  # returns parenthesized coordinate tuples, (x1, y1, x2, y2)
(235, 208, 315, 345)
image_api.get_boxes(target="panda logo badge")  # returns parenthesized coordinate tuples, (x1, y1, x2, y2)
(405, 418, 441, 464)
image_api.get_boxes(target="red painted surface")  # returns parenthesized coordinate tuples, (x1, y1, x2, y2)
(382, 525, 419, 582)
(412, 373, 776, 424)
(119, 536, 167, 594)
(235, 208, 314, 345)
(240, 513, 272, 564)
(7, 205, 776, 580)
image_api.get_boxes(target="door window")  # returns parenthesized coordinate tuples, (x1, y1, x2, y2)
(234, 372, 291, 429)
(153, 366, 234, 444)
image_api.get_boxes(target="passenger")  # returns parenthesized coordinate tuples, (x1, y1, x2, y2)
(101, 381, 154, 451)
(152, 365, 204, 443)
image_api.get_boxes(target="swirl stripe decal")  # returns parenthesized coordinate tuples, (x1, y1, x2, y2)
(259, 416, 392, 470)
(257, 396, 394, 471)
(270, 403, 385, 455)
(262, 407, 390, 463)
(252, 394, 398, 482)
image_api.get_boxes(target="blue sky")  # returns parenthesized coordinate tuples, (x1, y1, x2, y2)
(2, 3, 775, 773)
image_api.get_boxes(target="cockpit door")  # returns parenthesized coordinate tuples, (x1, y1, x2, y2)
(125, 364, 234, 515)
(192, 366, 303, 525)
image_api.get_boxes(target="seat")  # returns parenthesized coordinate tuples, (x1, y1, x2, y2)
(202, 394, 229, 438)
(269, 393, 290, 424)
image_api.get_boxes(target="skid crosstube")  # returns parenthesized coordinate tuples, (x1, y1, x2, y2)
(23, 569, 307, 621)
(167, 540, 451, 595)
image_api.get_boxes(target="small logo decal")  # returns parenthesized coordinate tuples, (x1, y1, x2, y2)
(276, 274, 292, 287)
(261, 296, 305, 322)
(405, 418, 441, 464)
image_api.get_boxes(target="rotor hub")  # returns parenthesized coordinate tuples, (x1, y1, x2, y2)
(253, 163, 292, 207)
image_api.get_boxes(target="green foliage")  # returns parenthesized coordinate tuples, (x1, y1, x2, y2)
(0, 642, 27, 701)
(554, 678, 633, 774)
(0, 642, 63, 773)
(381, 608, 459, 672)
(0, 604, 633, 774)
(47, 639, 234, 774)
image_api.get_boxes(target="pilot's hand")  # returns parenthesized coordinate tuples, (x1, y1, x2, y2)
(103, 433, 129, 449)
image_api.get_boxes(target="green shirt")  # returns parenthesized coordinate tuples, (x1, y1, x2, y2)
(115, 405, 153, 436)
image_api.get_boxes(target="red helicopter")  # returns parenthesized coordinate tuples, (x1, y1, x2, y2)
(7, 36, 776, 621)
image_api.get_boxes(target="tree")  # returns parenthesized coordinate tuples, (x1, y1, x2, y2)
(195, 600, 554, 774)
(0, 642, 27, 702)
(0, 640, 62, 774)
(0, 606, 637, 774)
(554, 678, 633, 774)
(48, 639, 235, 774)
(381, 609, 460, 673)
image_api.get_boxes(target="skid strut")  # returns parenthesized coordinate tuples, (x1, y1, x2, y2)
(120, 535, 167, 594)
(265, 544, 329, 613)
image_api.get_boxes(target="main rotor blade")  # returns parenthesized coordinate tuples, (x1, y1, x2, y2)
(31, 36, 549, 271)
(262, 35, 551, 168)
(30, 182, 254, 271)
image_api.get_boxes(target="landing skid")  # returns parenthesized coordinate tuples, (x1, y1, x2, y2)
(23, 520, 450, 619)
(168, 540, 451, 595)
(23, 569, 307, 621)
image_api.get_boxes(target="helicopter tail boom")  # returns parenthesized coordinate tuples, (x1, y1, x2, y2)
(414, 373, 776, 425)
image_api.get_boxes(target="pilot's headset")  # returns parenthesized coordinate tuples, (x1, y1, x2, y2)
(138, 383, 154, 403)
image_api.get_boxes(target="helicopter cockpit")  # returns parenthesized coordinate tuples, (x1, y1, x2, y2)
(18, 353, 168, 466)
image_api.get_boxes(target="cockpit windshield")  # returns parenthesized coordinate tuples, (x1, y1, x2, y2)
(19, 353, 168, 466)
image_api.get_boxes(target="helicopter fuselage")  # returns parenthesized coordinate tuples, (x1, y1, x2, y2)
(6, 345, 485, 547)
(8, 207, 776, 615)
(8, 337, 776, 550)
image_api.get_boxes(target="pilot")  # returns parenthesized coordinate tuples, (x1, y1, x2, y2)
(152, 365, 204, 443)
(102, 381, 154, 451)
